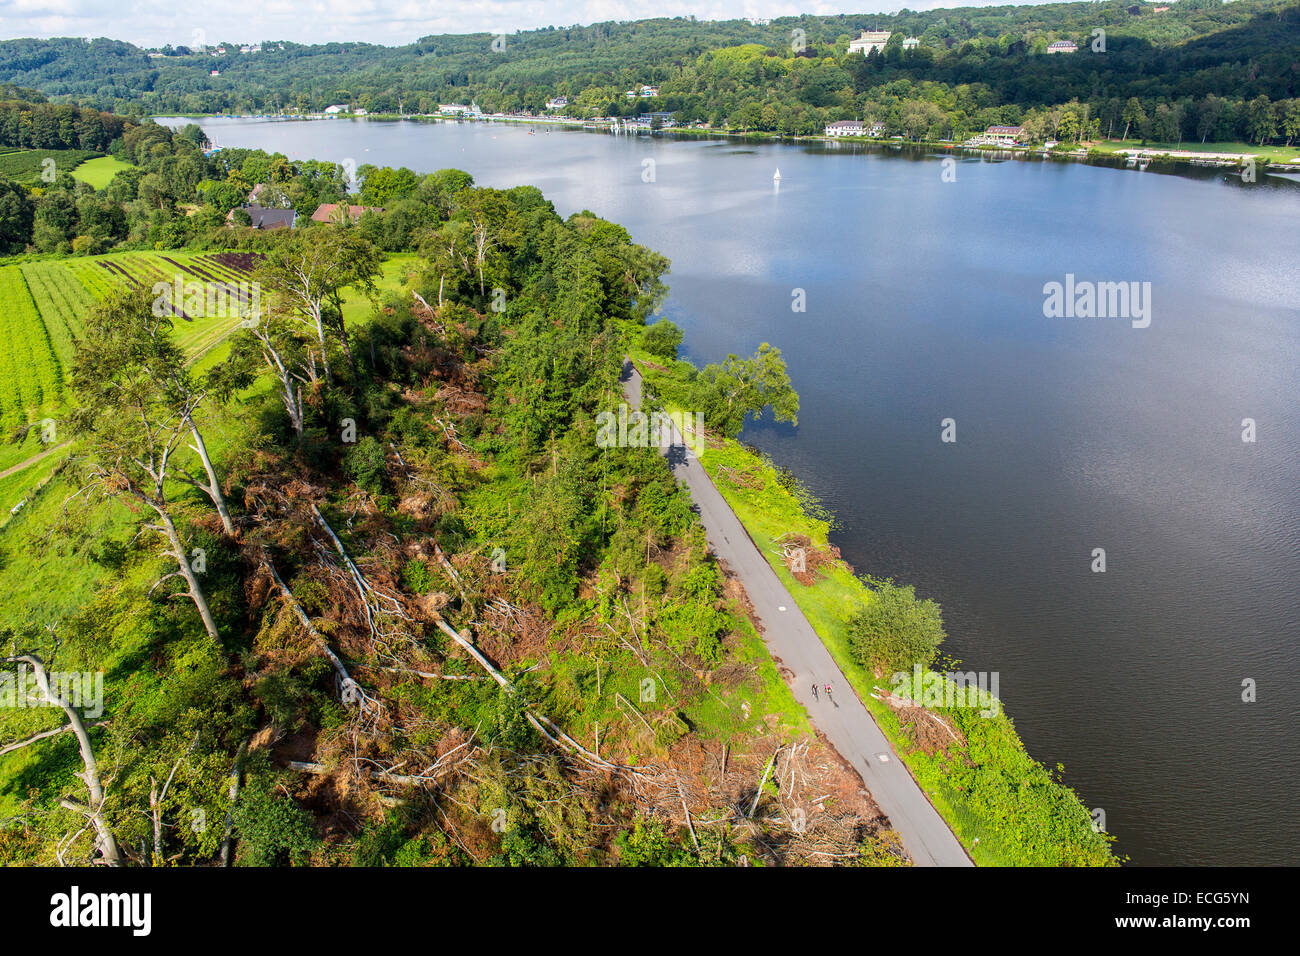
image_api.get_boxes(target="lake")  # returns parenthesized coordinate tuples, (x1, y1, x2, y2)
(169, 116, 1300, 865)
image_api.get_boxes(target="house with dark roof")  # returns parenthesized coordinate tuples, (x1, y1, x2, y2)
(228, 205, 297, 230)
(310, 203, 383, 224)
(984, 125, 1026, 145)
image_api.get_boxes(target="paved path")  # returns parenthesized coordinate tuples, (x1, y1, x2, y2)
(622, 360, 972, 867)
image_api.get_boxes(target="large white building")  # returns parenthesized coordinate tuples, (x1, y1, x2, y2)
(826, 120, 866, 137)
(848, 31, 893, 56)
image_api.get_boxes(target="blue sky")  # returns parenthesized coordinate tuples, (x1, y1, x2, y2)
(0, 0, 1069, 47)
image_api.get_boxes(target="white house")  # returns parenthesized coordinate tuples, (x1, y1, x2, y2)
(546, 96, 569, 110)
(902, 37, 920, 50)
(848, 31, 893, 56)
(826, 120, 866, 137)
(1046, 40, 1078, 54)
(625, 85, 659, 99)
(438, 104, 469, 115)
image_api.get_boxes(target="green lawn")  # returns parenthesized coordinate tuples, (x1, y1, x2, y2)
(70, 155, 134, 189)
(1088, 139, 1300, 164)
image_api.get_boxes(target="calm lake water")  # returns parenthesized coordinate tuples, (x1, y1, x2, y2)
(172, 116, 1300, 866)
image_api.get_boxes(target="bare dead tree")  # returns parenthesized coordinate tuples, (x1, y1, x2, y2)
(247, 318, 311, 436)
(2, 652, 121, 866)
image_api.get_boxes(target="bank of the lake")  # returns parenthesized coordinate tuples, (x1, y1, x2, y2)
(628, 347, 1116, 866)
(165, 111, 1299, 175)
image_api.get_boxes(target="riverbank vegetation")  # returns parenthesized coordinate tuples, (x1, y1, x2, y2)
(628, 333, 1118, 866)
(0, 162, 913, 866)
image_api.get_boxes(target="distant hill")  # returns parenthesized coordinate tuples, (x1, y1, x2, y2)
(0, 1, 1295, 114)
(1, 1, 1297, 145)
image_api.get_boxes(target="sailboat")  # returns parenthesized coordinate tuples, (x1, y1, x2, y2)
(773, 168, 782, 182)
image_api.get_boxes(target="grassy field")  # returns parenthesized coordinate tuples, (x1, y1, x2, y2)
(0, 250, 262, 433)
(0, 249, 418, 523)
(0, 147, 104, 185)
(69, 155, 134, 188)
(628, 347, 1117, 866)
(1087, 138, 1300, 163)
(0, 147, 131, 187)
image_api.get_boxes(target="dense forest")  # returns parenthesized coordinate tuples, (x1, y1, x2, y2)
(1, 0, 1298, 145)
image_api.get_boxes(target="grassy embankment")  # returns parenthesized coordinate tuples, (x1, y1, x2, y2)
(1086, 138, 1299, 164)
(627, 345, 1117, 867)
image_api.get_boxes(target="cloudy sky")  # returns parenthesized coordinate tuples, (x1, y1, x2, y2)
(0, 0, 1057, 47)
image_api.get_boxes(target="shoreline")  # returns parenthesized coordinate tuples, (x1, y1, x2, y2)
(626, 347, 1118, 866)
(158, 111, 1300, 176)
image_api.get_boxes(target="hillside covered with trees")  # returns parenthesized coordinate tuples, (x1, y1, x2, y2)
(1, 0, 1298, 146)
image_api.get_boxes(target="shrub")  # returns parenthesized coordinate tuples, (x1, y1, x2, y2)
(656, 600, 728, 663)
(345, 435, 388, 494)
(231, 783, 317, 866)
(615, 819, 694, 866)
(401, 558, 435, 595)
(846, 578, 946, 676)
(640, 319, 684, 362)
